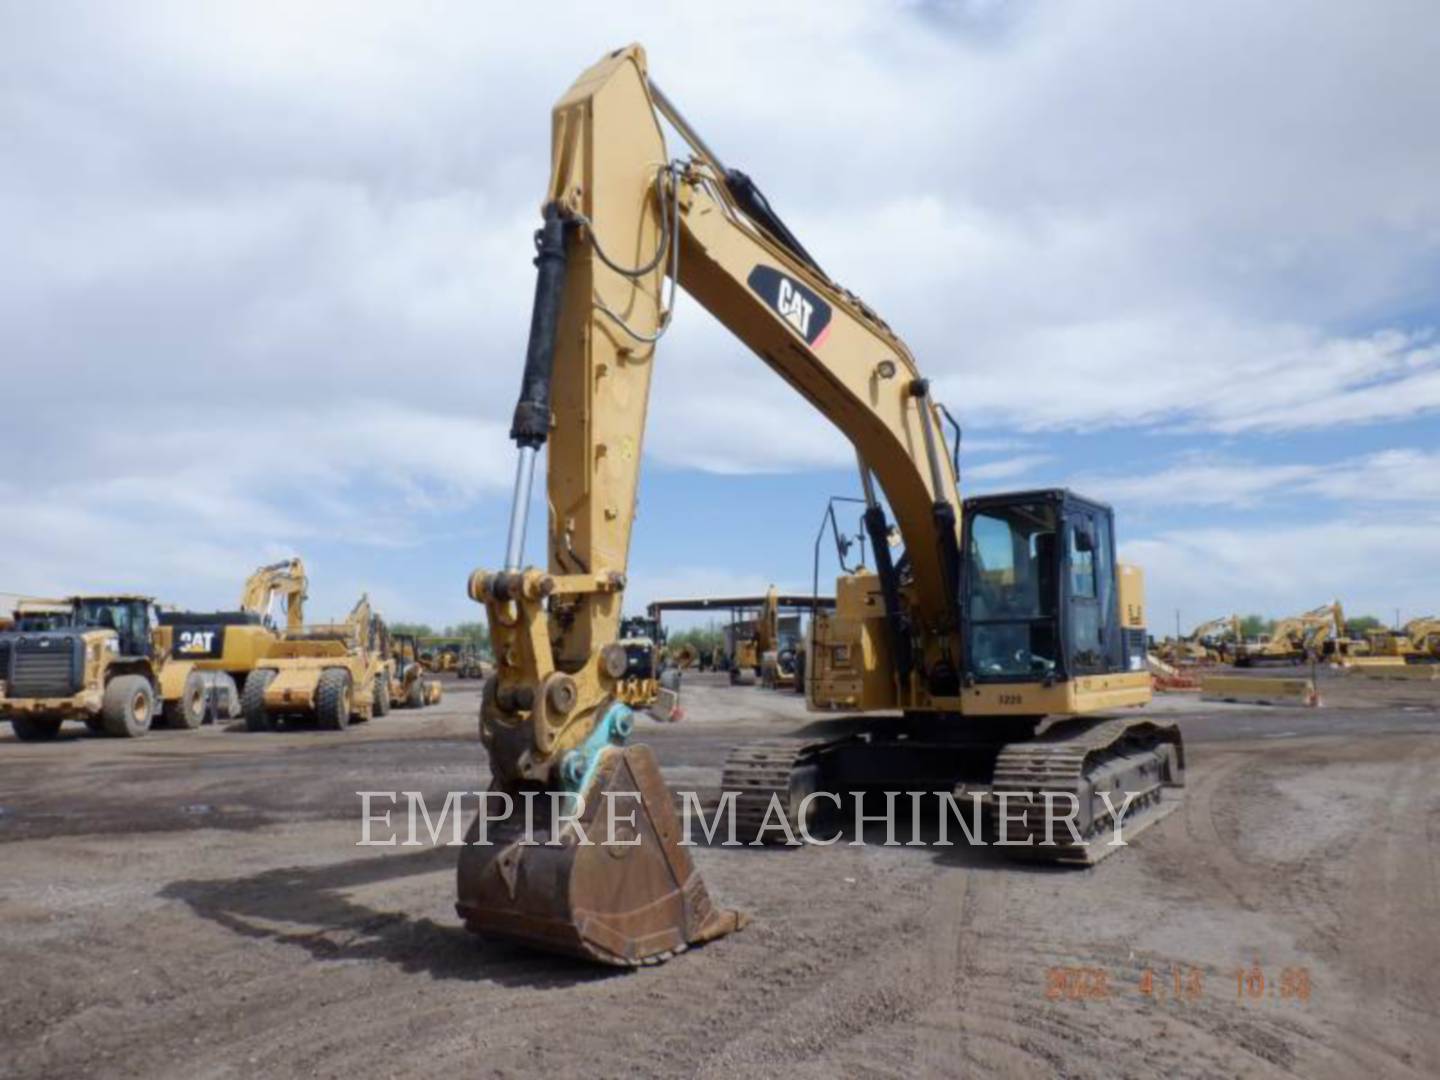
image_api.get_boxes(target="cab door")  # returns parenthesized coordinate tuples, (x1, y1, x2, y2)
(1063, 506, 1112, 675)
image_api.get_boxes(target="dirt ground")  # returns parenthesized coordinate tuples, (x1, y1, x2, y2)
(2, 668, 1438, 1079)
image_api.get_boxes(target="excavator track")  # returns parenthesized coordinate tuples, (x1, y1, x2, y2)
(989, 717, 1184, 865)
(720, 738, 830, 843)
(719, 719, 1183, 859)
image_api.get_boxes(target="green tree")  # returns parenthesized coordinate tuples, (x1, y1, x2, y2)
(1345, 614, 1384, 634)
(1239, 614, 1272, 640)
(444, 621, 491, 655)
(668, 627, 724, 654)
(389, 622, 435, 639)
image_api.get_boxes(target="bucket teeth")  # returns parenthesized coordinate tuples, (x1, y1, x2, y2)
(456, 743, 746, 966)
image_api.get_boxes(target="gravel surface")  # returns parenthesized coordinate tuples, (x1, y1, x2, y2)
(1, 671, 1437, 1078)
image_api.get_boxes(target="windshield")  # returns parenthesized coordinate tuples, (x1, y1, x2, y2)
(16, 611, 72, 631)
(966, 503, 1059, 678)
(620, 617, 660, 641)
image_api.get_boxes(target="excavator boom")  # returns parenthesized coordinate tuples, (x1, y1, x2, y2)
(239, 558, 308, 632)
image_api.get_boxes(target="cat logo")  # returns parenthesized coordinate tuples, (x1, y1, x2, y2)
(746, 265, 833, 347)
(177, 630, 217, 655)
(776, 278, 814, 338)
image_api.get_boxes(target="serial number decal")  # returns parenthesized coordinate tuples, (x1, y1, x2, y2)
(998, 693, 1023, 706)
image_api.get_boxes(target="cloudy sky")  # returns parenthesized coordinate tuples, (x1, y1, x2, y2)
(3, 0, 1438, 634)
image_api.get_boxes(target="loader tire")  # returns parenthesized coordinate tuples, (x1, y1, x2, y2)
(10, 715, 63, 742)
(406, 678, 424, 709)
(243, 669, 280, 732)
(102, 675, 155, 738)
(164, 671, 207, 730)
(373, 675, 391, 717)
(316, 669, 352, 731)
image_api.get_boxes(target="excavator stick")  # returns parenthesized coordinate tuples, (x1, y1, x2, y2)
(456, 743, 744, 965)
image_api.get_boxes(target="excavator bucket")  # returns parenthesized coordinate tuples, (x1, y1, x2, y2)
(456, 743, 745, 966)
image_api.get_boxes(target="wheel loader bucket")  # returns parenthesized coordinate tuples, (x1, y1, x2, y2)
(456, 743, 745, 966)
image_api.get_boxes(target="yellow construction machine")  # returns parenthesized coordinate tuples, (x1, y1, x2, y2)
(242, 595, 390, 731)
(1354, 616, 1440, 670)
(646, 590, 831, 687)
(455, 46, 1181, 966)
(610, 614, 681, 720)
(754, 589, 809, 690)
(1, 595, 211, 739)
(1156, 614, 1242, 666)
(723, 589, 780, 687)
(1408, 617, 1440, 658)
(388, 632, 445, 708)
(155, 557, 309, 717)
(9, 597, 74, 632)
(420, 638, 466, 674)
(1235, 601, 1349, 666)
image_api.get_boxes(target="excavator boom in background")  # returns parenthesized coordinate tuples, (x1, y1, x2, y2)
(1236, 600, 1348, 665)
(239, 558, 308, 631)
(458, 45, 1183, 967)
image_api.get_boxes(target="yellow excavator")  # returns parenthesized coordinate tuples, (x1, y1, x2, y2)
(1235, 601, 1346, 665)
(1357, 616, 1440, 669)
(1407, 618, 1440, 657)
(456, 46, 1182, 967)
(156, 557, 309, 715)
(238, 558, 308, 631)
(1157, 614, 1242, 665)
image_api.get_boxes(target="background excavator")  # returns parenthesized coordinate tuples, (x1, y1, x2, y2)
(457, 45, 1182, 967)
(155, 557, 309, 716)
(1234, 601, 1347, 665)
(645, 590, 832, 687)
(1355, 616, 1440, 670)
(1156, 614, 1242, 666)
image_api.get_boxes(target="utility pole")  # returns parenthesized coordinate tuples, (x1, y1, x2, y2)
(1175, 609, 1181, 640)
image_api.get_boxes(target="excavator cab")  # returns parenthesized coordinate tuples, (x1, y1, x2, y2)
(962, 490, 1124, 683)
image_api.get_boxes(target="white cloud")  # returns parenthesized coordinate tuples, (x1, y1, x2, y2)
(1125, 514, 1440, 625)
(3, 0, 1439, 612)
(1072, 448, 1440, 508)
(965, 453, 1055, 482)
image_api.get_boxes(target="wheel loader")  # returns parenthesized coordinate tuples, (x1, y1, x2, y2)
(1, 595, 209, 740)
(242, 595, 389, 731)
(453, 45, 1182, 967)
(611, 614, 681, 720)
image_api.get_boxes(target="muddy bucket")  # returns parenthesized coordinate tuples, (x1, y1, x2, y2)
(455, 743, 745, 966)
